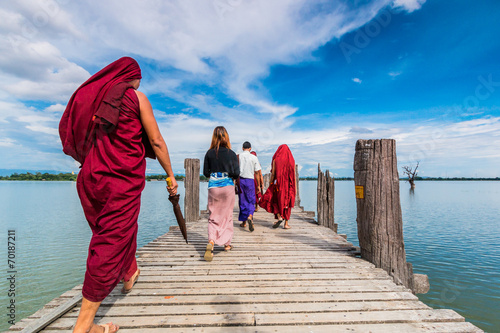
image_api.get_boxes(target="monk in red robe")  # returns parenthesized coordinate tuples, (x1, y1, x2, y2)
(259, 144, 296, 229)
(250, 151, 264, 211)
(59, 57, 178, 333)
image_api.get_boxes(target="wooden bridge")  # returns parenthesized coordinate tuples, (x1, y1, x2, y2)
(8, 208, 479, 332)
(7, 140, 482, 332)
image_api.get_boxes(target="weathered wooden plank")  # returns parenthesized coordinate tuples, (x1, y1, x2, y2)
(40, 322, 484, 333)
(97, 291, 419, 306)
(69, 272, 390, 285)
(106, 282, 408, 297)
(137, 256, 365, 263)
(116, 275, 391, 286)
(255, 309, 465, 325)
(9, 295, 81, 332)
(45, 313, 255, 330)
(136, 263, 374, 271)
(44, 309, 465, 330)
(64, 300, 429, 318)
(118, 273, 389, 283)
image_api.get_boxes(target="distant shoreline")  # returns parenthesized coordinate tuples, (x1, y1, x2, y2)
(0, 172, 498, 182)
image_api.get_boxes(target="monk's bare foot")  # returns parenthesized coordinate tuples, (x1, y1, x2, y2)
(283, 221, 291, 229)
(122, 269, 140, 294)
(90, 322, 119, 333)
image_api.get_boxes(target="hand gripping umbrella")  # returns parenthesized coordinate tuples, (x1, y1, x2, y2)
(167, 178, 188, 243)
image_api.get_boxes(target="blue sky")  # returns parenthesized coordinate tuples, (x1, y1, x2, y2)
(1, 0, 499, 177)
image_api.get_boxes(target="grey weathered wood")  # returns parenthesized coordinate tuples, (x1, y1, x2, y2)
(40, 322, 483, 333)
(262, 173, 271, 192)
(294, 164, 301, 208)
(184, 158, 200, 222)
(354, 139, 427, 294)
(317, 164, 336, 232)
(17, 294, 82, 333)
(13, 202, 477, 332)
(65, 300, 428, 318)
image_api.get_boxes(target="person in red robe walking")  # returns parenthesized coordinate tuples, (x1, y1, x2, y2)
(259, 144, 296, 229)
(59, 57, 178, 333)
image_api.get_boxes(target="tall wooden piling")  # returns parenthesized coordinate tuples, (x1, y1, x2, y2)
(353, 139, 428, 293)
(263, 173, 271, 192)
(184, 158, 200, 222)
(294, 164, 301, 208)
(317, 164, 336, 232)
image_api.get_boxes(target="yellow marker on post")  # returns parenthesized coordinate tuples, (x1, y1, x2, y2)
(355, 185, 364, 199)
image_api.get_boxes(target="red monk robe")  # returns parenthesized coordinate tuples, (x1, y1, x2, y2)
(259, 144, 296, 221)
(59, 57, 153, 302)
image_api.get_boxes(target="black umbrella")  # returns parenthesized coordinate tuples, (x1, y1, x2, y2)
(167, 179, 188, 243)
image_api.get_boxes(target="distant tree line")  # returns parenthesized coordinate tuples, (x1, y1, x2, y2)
(0, 172, 77, 181)
(299, 177, 355, 181)
(413, 177, 500, 181)
(1, 172, 497, 182)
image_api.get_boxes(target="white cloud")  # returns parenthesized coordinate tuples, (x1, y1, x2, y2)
(0, 36, 90, 101)
(389, 71, 402, 78)
(1, 0, 472, 176)
(0, 138, 16, 147)
(44, 104, 66, 113)
(392, 0, 426, 13)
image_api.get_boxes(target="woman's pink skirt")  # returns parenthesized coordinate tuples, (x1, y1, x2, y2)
(208, 185, 235, 246)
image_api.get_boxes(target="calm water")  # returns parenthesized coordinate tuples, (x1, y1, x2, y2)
(0, 180, 498, 331)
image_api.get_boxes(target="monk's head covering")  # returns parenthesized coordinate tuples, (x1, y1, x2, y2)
(272, 144, 294, 166)
(59, 57, 142, 164)
(273, 144, 295, 188)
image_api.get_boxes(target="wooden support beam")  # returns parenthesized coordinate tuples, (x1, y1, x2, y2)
(354, 139, 428, 293)
(184, 158, 200, 222)
(317, 164, 336, 232)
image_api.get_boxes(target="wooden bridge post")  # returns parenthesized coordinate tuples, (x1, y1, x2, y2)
(294, 164, 301, 208)
(184, 158, 200, 222)
(262, 173, 271, 192)
(317, 164, 336, 232)
(353, 139, 428, 293)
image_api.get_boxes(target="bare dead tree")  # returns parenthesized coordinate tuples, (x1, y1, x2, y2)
(402, 162, 419, 188)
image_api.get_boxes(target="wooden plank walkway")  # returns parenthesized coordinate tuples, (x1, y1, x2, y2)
(8, 208, 481, 332)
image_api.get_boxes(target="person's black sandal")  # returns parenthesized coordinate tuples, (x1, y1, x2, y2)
(272, 219, 283, 228)
(248, 218, 254, 232)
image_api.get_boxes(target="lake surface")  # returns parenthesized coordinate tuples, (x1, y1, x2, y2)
(0, 180, 498, 331)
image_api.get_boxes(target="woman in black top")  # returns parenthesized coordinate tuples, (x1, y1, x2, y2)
(202, 126, 239, 261)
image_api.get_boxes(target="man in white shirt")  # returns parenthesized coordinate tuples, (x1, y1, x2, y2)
(238, 141, 262, 232)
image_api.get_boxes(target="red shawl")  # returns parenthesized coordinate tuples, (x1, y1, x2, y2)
(260, 144, 296, 220)
(59, 57, 153, 164)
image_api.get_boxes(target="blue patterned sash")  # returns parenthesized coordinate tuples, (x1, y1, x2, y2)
(208, 172, 234, 189)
